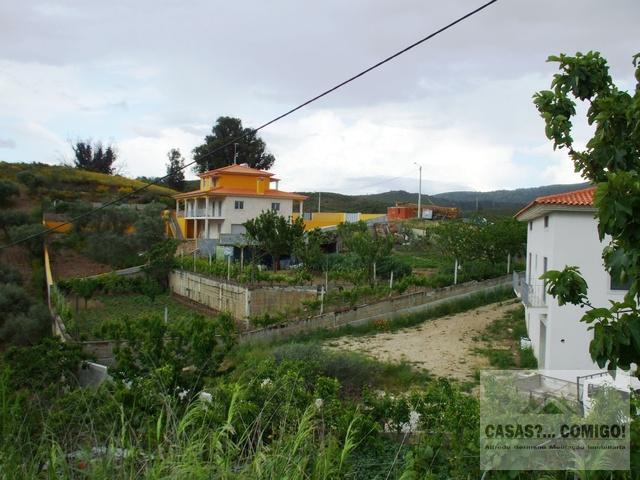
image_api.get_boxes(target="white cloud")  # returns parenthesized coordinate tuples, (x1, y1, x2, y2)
(117, 127, 203, 179)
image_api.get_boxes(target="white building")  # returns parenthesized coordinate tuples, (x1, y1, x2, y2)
(174, 164, 307, 240)
(514, 186, 629, 373)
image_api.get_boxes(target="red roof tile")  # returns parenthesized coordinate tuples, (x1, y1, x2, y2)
(515, 186, 595, 218)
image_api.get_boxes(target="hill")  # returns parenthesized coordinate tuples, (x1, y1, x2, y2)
(296, 182, 589, 215)
(0, 162, 177, 208)
(432, 182, 589, 214)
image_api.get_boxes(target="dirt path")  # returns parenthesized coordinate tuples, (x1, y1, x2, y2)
(325, 299, 520, 381)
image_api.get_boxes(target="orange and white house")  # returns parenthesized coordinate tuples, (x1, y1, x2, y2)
(174, 164, 307, 240)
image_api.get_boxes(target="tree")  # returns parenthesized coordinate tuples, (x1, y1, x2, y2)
(192, 116, 275, 173)
(337, 221, 394, 284)
(16, 171, 43, 193)
(244, 210, 305, 271)
(0, 180, 19, 207)
(0, 211, 28, 238)
(533, 51, 640, 372)
(165, 148, 185, 190)
(293, 228, 326, 272)
(72, 140, 116, 174)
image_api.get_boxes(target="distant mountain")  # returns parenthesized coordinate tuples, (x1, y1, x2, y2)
(432, 183, 590, 214)
(297, 183, 590, 215)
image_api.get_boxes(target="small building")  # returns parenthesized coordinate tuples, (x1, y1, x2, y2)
(174, 164, 307, 240)
(514, 186, 629, 373)
(387, 202, 459, 221)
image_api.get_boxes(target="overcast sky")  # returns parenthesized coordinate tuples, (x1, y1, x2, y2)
(0, 1, 637, 194)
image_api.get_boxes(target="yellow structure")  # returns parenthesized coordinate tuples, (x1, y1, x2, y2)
(294, 212, 386, 230)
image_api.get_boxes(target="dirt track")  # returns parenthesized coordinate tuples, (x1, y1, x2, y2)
(325, 300, 520, 381)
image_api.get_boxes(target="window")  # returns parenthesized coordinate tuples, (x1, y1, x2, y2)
(529, 221, 533, 231)
(544, 215, 549, 228)
(271, 202, 280, 212)
(234, 200, 244, 210)
(610, 275, 631, 291)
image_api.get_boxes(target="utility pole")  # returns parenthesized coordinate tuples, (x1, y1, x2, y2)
(414, 162, 422, 219)
(233, 143, 239, 165)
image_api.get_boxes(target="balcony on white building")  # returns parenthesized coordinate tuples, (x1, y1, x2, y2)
(513, 271, 547, 308)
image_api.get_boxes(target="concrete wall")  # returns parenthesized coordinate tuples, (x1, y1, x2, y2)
(169, 270, 317, 323)
(250, 285, 317, 317)
(170, 270, 250, 321)
(240, 275, 512, 344)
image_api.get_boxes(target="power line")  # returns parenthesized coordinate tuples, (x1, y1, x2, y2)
(0, 0, 498, 250)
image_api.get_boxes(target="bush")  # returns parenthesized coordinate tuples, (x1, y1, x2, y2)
(16, 171, 43, 192)
(519, 347, 538, 368)
(0, 303, 51, 346)
(7, 223, 45, 257)
(0, 179, 19, 206)
(272, 343, 383, 392)
(375, 255, 412, 279)
(0, 262, 22, 285)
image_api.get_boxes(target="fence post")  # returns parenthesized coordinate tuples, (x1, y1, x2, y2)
(193, 251, 196, 272)
(507, 253, 511, 274)
(373, 262, 377, 284)
(454, 259, 458, 285)
(320, 286, 325, 315)
(227, 256, 231, 281)
(389, 271, 394, 293)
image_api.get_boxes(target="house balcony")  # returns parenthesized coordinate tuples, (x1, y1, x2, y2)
(513, 271, 547, 308)
(179, 208, 224, 220)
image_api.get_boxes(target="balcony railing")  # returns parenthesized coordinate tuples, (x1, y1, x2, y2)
(513, 271, 547, 307)
(180, 208, 224, 219)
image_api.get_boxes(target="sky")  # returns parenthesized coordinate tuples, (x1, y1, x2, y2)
(0, 0, 638, 195)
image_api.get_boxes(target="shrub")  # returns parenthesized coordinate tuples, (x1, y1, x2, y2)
(0, 262, 22, 285)
(519, 347, 538, 368)
(16, 171, 43, 192)
(7, 223, 45, 257)
(250, 311, 286, 328)
(0, 179, 19, 206)
(375, 255, 412, 279)
(0, 303, 51, 346)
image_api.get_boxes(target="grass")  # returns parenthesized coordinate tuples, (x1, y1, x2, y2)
(0, 161, 177, 204)
(391, 251, 441, 269)
(69, 293, 205, 340)
(474, 304, 537, 369)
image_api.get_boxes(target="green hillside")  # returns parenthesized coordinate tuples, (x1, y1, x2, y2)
(0, 162, 177, 207)
(296, 183, 589, 215)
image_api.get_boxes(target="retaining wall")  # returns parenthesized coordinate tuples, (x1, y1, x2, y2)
(239, 275, 512, 344)
(168, 270, 317, 322)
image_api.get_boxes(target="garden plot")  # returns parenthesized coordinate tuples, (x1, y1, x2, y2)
(325, 300, 521, 381)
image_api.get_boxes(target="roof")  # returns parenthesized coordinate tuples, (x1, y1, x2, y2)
(514, 186, 596, 220)
(174, 187, 307, 201)
(199, 163, 275, 178)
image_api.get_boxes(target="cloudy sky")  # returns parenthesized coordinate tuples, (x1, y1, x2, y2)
(0, 1, 637, 195)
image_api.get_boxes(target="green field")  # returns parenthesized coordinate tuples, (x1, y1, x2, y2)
(70, 293, 204, 339)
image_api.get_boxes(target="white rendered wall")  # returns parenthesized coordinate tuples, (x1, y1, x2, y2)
(220, 196, 294, 235)
(524, 210, 626, 375)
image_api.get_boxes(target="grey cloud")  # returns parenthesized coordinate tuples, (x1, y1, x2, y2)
(0, 138, 16, 148)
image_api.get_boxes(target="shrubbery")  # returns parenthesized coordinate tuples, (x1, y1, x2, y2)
(0, 262, 51, 346)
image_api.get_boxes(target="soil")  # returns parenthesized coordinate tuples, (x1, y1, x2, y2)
(325, 299, 521, 382)
(50, 247, 113, 280)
